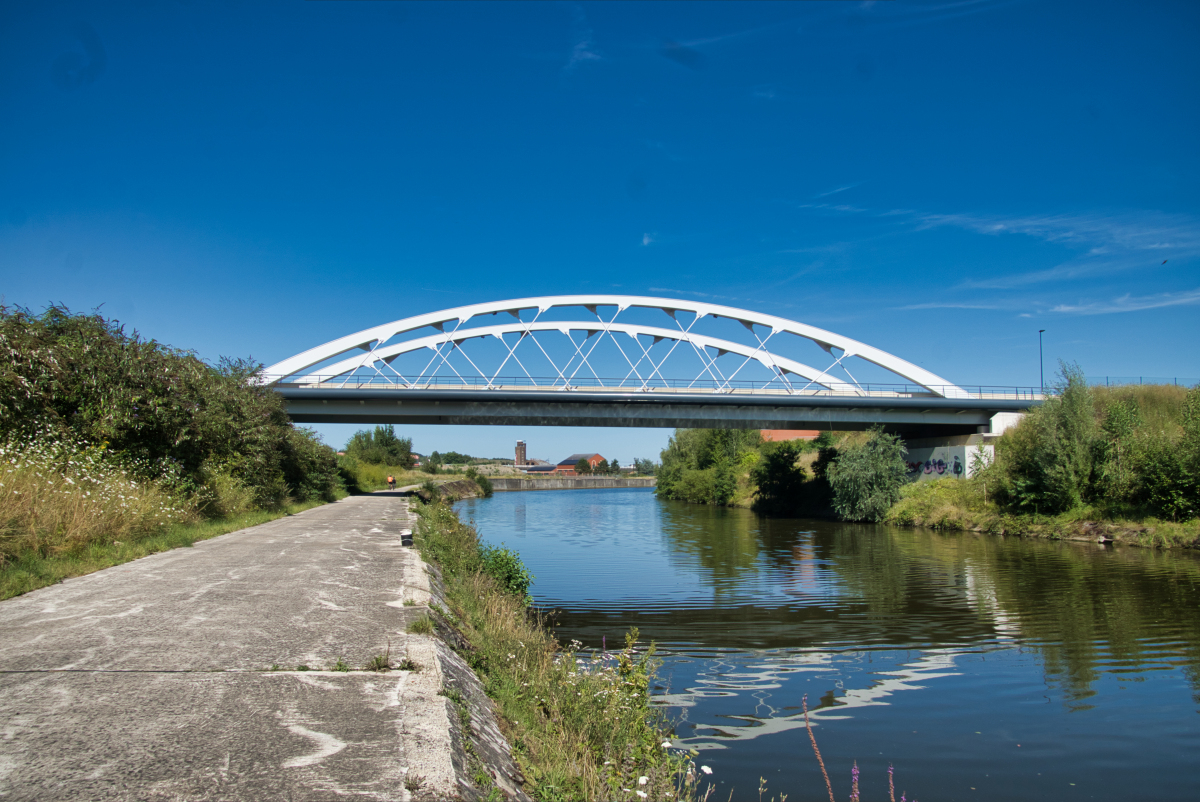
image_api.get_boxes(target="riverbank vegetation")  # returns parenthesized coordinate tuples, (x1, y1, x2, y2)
(0, 305, 345, 594)
(656, 367, 1199, 547)
(412, 499, 695, 801)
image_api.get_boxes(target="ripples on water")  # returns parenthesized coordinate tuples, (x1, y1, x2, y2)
(457, 488, 1200, 801)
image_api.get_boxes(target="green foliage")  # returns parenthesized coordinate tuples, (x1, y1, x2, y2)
(411, 500, 690, 800)
(991, 370, 1198, 521)
(464, 467, 495, 497)
(479, 542, 535, 603)
(437, 450, 476, 465)
(751, 440, 811, 514)
(826, 428, 909, 522)
(0, 305, 341, 509)
(344, 425, 414, 468)
(999, 363, 1097, 513)
(633, 458, 658, 476)
(575, 458, 593, 475)
(656, 428, 763, 505)
(594, 457, 610, 475)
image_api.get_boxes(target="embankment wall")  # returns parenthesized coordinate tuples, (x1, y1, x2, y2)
(489, 477, 656, 491)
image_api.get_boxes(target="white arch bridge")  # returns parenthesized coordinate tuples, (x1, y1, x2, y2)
(262, 296, 1040, 436)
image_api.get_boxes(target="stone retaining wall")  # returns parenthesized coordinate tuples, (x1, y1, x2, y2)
(488, 476, 656, 491)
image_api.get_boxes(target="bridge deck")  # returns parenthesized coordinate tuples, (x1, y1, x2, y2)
(277, 386, 1040, 436)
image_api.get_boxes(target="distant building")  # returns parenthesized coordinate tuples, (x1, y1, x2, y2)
(760, 430, 819, 442)
(554, 453, 605, 475)
(515, 440, 527, 466)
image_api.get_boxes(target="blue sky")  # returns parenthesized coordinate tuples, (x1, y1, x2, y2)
(2, 1, 1197, 464)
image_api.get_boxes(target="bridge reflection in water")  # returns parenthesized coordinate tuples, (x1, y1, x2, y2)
(456, 488, 1200, 802)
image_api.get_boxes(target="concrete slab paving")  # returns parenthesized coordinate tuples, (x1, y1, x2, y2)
(0, 494, 511, 801)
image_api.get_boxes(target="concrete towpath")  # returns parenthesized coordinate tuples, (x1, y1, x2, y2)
(0, 493, 522, 801)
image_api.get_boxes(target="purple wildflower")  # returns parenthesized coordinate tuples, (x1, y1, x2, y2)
(851, 761, 860, 802)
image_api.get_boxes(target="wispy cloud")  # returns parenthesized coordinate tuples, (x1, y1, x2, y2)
(799, 202, 1200, 289)
(564, 3, 602, 72)
(1050, 287, 1200, 315)
(896, 302, 1004, 310)
(814, 183, 862, 199)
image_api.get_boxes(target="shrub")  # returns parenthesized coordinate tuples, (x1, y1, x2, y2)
(656, 428, 763, 505)
(478, 542, 534, 602)
(751, 440, 810, 514)
(463, 467, 494, 497)
(998, 362, 1097, 513)
(826, 428, 908, 522)
(344, 425, 414, 468)
(0, 304, 341, 509)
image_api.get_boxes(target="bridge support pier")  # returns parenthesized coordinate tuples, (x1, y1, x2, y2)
(901, 412, 1023, 481)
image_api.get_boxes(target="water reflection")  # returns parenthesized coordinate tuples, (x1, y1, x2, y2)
(457, 489, 1200, 800)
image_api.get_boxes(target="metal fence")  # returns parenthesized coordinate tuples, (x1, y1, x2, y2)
(1088, 377, 1199, 388)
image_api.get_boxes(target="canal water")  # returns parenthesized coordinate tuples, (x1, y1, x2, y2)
(456, 488, 1200, 801)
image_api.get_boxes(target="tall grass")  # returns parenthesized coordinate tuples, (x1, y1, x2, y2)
(0, 500, 326, 600)
(412, 500, 697, 801)
(0, 429, 195, 565)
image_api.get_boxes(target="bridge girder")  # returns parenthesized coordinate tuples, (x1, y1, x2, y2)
(279, 387, 1034, 437)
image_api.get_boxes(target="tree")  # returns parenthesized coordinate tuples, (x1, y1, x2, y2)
(610, 458, 621, 474)
(633, 458, 658, 476)
(575, 458, 593, 475)
(826, 428, 908, 522)
(594, 457, 610, 474)
(345, 425, 413, 467)
(752, 441, 810, 514)
(999, 362, 1096, 513)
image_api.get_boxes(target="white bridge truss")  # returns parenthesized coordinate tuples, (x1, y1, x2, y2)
(263, 295, 974, 399)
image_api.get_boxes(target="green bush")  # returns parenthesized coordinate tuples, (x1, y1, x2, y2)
(0, 305, 342, 509)
(656, 428, 762, 504)
(463, 467, 494, 497)
(344, 425, 414, 468)
(751, 440, 811, 514)
(998, 363, 1097, 513)
(826, 428, 908, 522)
(478, 542, 534, 602)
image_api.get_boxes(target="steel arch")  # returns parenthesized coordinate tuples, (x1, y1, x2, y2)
(262, 295, 968, 398)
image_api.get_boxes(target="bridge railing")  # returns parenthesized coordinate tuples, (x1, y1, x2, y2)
(260, 374, 1045, 400)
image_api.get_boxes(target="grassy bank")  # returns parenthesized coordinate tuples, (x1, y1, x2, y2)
(0, 499, 329, 600)
(885, 475, 1200, 548)
(411, 499, 696, 802)
(340, 461, 467, 493)
(655, 375, 1199, 548)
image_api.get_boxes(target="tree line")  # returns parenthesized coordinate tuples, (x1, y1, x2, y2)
(656, 364, 1199, 525)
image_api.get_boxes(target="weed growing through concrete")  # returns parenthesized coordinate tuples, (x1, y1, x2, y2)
(296, 664, 310, 672)
(331, 657, 350, 672)
(407, 615, 435, 635)
(403, 598, 417, 606)
(403, 772, 426, 793)
(397, 658, 421, 672)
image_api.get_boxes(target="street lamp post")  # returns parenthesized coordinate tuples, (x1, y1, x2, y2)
(1039, 329, 1046, 395)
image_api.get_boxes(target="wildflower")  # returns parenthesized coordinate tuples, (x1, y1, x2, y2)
(700, 766, 712, 775)
(638, 776, 648, 785)
(637, 793, 647, 799)
(661, 741, 671, 748)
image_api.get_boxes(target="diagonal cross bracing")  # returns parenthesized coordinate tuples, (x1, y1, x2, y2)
(262, 295, 969, 399)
